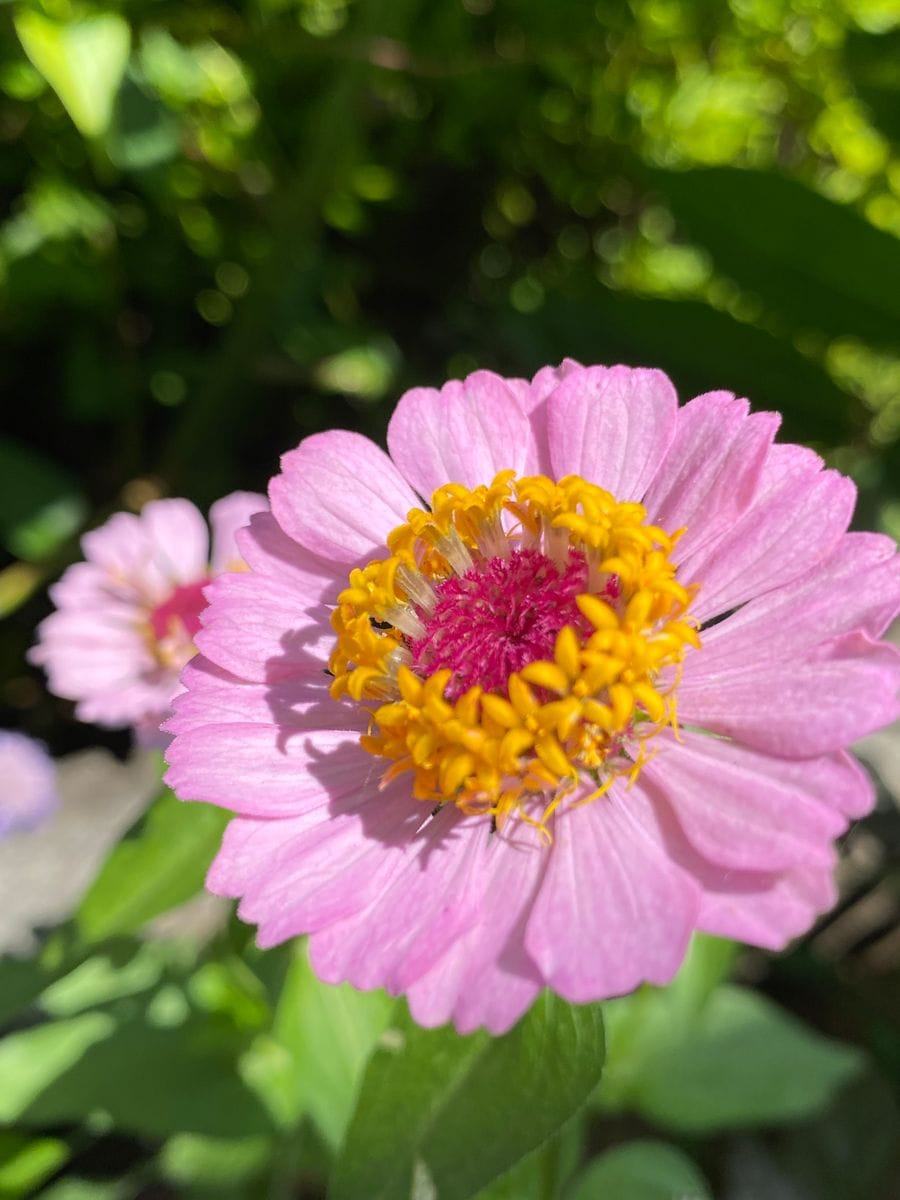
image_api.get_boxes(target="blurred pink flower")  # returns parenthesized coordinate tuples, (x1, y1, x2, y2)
(0, 730, 58, 837)
(165, 364, 900, 1034)
(32, 493, 266, 743)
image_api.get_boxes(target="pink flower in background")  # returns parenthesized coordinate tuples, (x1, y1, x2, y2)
(165, 364, 900, 1034)
(32, 493, 266, 744)
(0, 731, 58, 837)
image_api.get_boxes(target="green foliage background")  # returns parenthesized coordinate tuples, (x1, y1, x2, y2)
(1, 0, 900, 1196)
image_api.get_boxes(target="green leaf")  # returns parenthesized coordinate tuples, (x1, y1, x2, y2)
(0, 1132, 69, 1197)
(649, 167, 900, 349)
(567, 1140, 711, 1200)
(14, 11, 131, 139)
(159, 1133, 272, 1190)
(76, 789, 229, 944)
(265, 941, 393, 1145)
(331, 993, 605, 1200)
(0, 1012, 115, 1123)
(14, 1002, 272, 1138)
(612, 985, 863, 1132)
(0, 437, 86, 562)
(500, 288, 859, 446)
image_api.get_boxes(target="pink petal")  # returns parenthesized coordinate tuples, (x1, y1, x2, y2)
(505, 359, 582, 474)
(680, 444, 855, 621)
(164, 724, 374, 816)
(235, 512, 342, 594)
(387, 370, 539, 499)
(243, 786, 423, 945)
(545, 365, 678, 501)
(645, 788, 838, 950)
(270, 430, 419, 563)
(398, 821, 549, 1032)
(194, 571, 333, 683)
(166, 655, 364, 735)
(209, 491, 268, 574)
(642, 392, 779, 560)
(307, 813, 496, 993)
(692, 532, 900, 670)
(525, 785, 700, 1002)
(140, 498, 210, 586)
(677, 631, 900, 758)
(698, 865, 837, 950)
(641, 732, 844, 872)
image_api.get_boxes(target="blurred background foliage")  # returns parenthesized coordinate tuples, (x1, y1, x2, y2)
(2, 0, 900, 1196)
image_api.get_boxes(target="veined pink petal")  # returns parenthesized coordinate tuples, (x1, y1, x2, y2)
(546, 364, 678, 500)
(642, 392, 779, 560)
(525, 785, 700, 1001)
(692, 532, 900, 670)
(235, 512, 342, 594)
(678, 631, 900, 758)
(387, 370, 539, 498)
(642, 732, 845, 872)
(271, 430, 419, 563)
(209, 491, 268, 573)
(165, 724, 372, 816)
(500, 359, 582, 474)
(166, 655, 364, 735)
(681, 443, 856, 621)
(194, 571, 333, 683)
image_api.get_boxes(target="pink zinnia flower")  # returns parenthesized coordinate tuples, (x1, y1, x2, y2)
(165, 365, 900, 1034)
(0, 731, 58, 837)
(32, 492, 266, 743)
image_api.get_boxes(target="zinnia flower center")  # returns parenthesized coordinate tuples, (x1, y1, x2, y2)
(147, 579, 209, 670)
(329, 470, 700, 835)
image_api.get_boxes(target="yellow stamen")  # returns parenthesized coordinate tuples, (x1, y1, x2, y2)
(328, 470, 700, 837)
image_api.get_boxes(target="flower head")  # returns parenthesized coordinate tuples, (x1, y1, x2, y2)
(32, 492, 266, 743)
(0, 731, 58, 837)
(165, 365, 900, 1034)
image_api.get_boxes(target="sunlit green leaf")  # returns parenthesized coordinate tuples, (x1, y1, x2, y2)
(331, 993, 605, 1200)
(76, 789, 229, 944)
(14, 11, 131, 138)
(267, 940, 393, 1146)
(0, 1132, 69, 1196)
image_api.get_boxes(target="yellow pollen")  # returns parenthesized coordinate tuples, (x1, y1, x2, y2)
(329, 471, 700, 837)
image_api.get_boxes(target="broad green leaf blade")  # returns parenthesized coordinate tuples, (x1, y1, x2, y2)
(0, 1012, 115, 1123)
(76, 789, 229, 944)
(14, 11, 130, 138)
(568, 1140, 711, 1200)
(650, 167, 900, 348)
(501, 288, 858, 445)
(269, 940, 394, 1145)
(331, 993, 605, 1200)
(15, 1003, 273, 1138)
(0, 437, 86, 562)
(627, 985, 864, 1132)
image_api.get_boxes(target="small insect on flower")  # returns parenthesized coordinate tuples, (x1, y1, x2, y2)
(165, 363, 900, 1034)
(31, 492, 266, 745)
